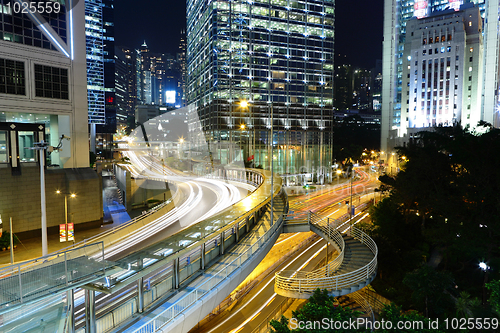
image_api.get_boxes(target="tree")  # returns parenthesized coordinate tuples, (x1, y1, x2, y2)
(486, 280, 500, 317)
(403, 265, 454, 317)
(380, 303, 446, 333)
(270, 289, 368, 333)
(370, 123, 500, 318)
(454, 291, 480, 318)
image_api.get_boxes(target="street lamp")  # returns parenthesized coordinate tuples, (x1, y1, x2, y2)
(28, 135, 70, 255)
(479, 262, 490, 271)
(56, 190, 76, 242)
(349, 165, 355, 233)
(239, 100, 253, 164)
(270, 103, 274, 226)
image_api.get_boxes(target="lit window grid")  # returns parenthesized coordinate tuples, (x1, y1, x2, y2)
(0, 0, 67, 50)
(34, 63, 69, 100)
(0, 58, 25, 96)
(187, 0, 334, 109)
(390, 0, 487, 128)
(186, 0, 334, 173)
(85, 0, 105, 125)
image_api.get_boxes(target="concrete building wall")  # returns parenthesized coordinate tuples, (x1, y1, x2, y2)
(0, 166, 102, 238)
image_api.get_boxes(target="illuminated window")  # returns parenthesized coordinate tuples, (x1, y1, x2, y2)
(0, 58, 25, 95)
(34, 64, 69, 99)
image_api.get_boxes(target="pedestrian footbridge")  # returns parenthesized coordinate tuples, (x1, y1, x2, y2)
(0, 170, 378, 333)
(276, 211, 378, 298)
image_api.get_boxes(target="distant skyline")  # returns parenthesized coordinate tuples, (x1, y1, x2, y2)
(114, 0, 383, 69)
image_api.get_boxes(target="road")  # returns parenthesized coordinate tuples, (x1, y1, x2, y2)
(193, 168, 379, 333)
(194, 237, 329, 333)
(71, 149, 257, 329)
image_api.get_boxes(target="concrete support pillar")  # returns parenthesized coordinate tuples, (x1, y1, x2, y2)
(173, 258, 180, 289)
(235, 223, 239, 242)
(84, 289, 96, 333)
(201, 243, 206, 270)
(67, 289, 75, 333)
(137, 277, 144, 313)
(246, 216, 250, 233)
(220, 232, 225, 255)
(90, 123, 96, 154)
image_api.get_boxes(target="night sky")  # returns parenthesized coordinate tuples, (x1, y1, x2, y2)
(114, 0, 384, 69)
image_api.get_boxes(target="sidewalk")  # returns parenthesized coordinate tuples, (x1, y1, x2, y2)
(0, 170, 133, 267)
(0, 218, 125, 268)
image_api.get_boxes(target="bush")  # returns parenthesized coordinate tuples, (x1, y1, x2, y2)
(0, 232, 19, 250)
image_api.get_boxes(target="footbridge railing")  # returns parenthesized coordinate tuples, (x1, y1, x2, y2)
(276, 211, 377, 298)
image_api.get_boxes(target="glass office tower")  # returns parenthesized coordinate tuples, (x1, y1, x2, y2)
(186, 0, 334, 181)
(381, 0, 500, 151)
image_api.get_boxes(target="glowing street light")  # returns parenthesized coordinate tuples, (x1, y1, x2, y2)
(56, 190, 77, 242)
(479, 262, 490, 271)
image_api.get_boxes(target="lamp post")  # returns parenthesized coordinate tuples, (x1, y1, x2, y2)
(240, 100, 252, 164)
(28, 135, 70, 255)
(270, 103, 274, 226)
(56, 191, 76, 242)
(349, 166, 355, 233)
(178, 137, 184, 159)
(336, 169, 342, 184)
(29, 141, 49, 255)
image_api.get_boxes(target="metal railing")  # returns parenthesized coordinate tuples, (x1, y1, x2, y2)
(80, 169, 283, 332)
(275, 212, 378, 296)
(0, 242, 106, 311)
(284, 212, 345, 278)
(131, 189, 288, 333)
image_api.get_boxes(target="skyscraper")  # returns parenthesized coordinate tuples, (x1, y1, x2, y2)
(85, 0, 105, 125)
(382, 0, 499, 152)
(186, 0, 334, 179)
(136, 42, 183, 108)
(178, 30, 187, 107)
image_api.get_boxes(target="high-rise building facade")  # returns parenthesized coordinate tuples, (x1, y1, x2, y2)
(0, 1, 104, 235)
(381, 0, 500, 151)
(85, 0, 105, 125)
(178, 30, 187, 107)
(186, 0, 334, 178)
(403, 5, 483, 131)
(0, 0, 89, 168)
(136, 42, 183, 108)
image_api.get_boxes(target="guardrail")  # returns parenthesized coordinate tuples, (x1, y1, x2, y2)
(283, 212, 345, 278)
(275, 212, 377, 296)
(131, 188, 288, 333)
(0, 242, 106, 311)
(75, 169, 282, 332)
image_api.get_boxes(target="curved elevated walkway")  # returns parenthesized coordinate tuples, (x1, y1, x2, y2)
(275, 212, 377, 299)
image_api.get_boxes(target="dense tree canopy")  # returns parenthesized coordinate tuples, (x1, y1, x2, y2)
(369, 124, 500, 318)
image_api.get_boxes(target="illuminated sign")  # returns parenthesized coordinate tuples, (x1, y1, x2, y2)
(68, 223, 74, 242)
(166, 90, 176, 104)
(414, 1, 429, 19)
(60, 224, 66, 242)
(449, 0, 462, 11)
